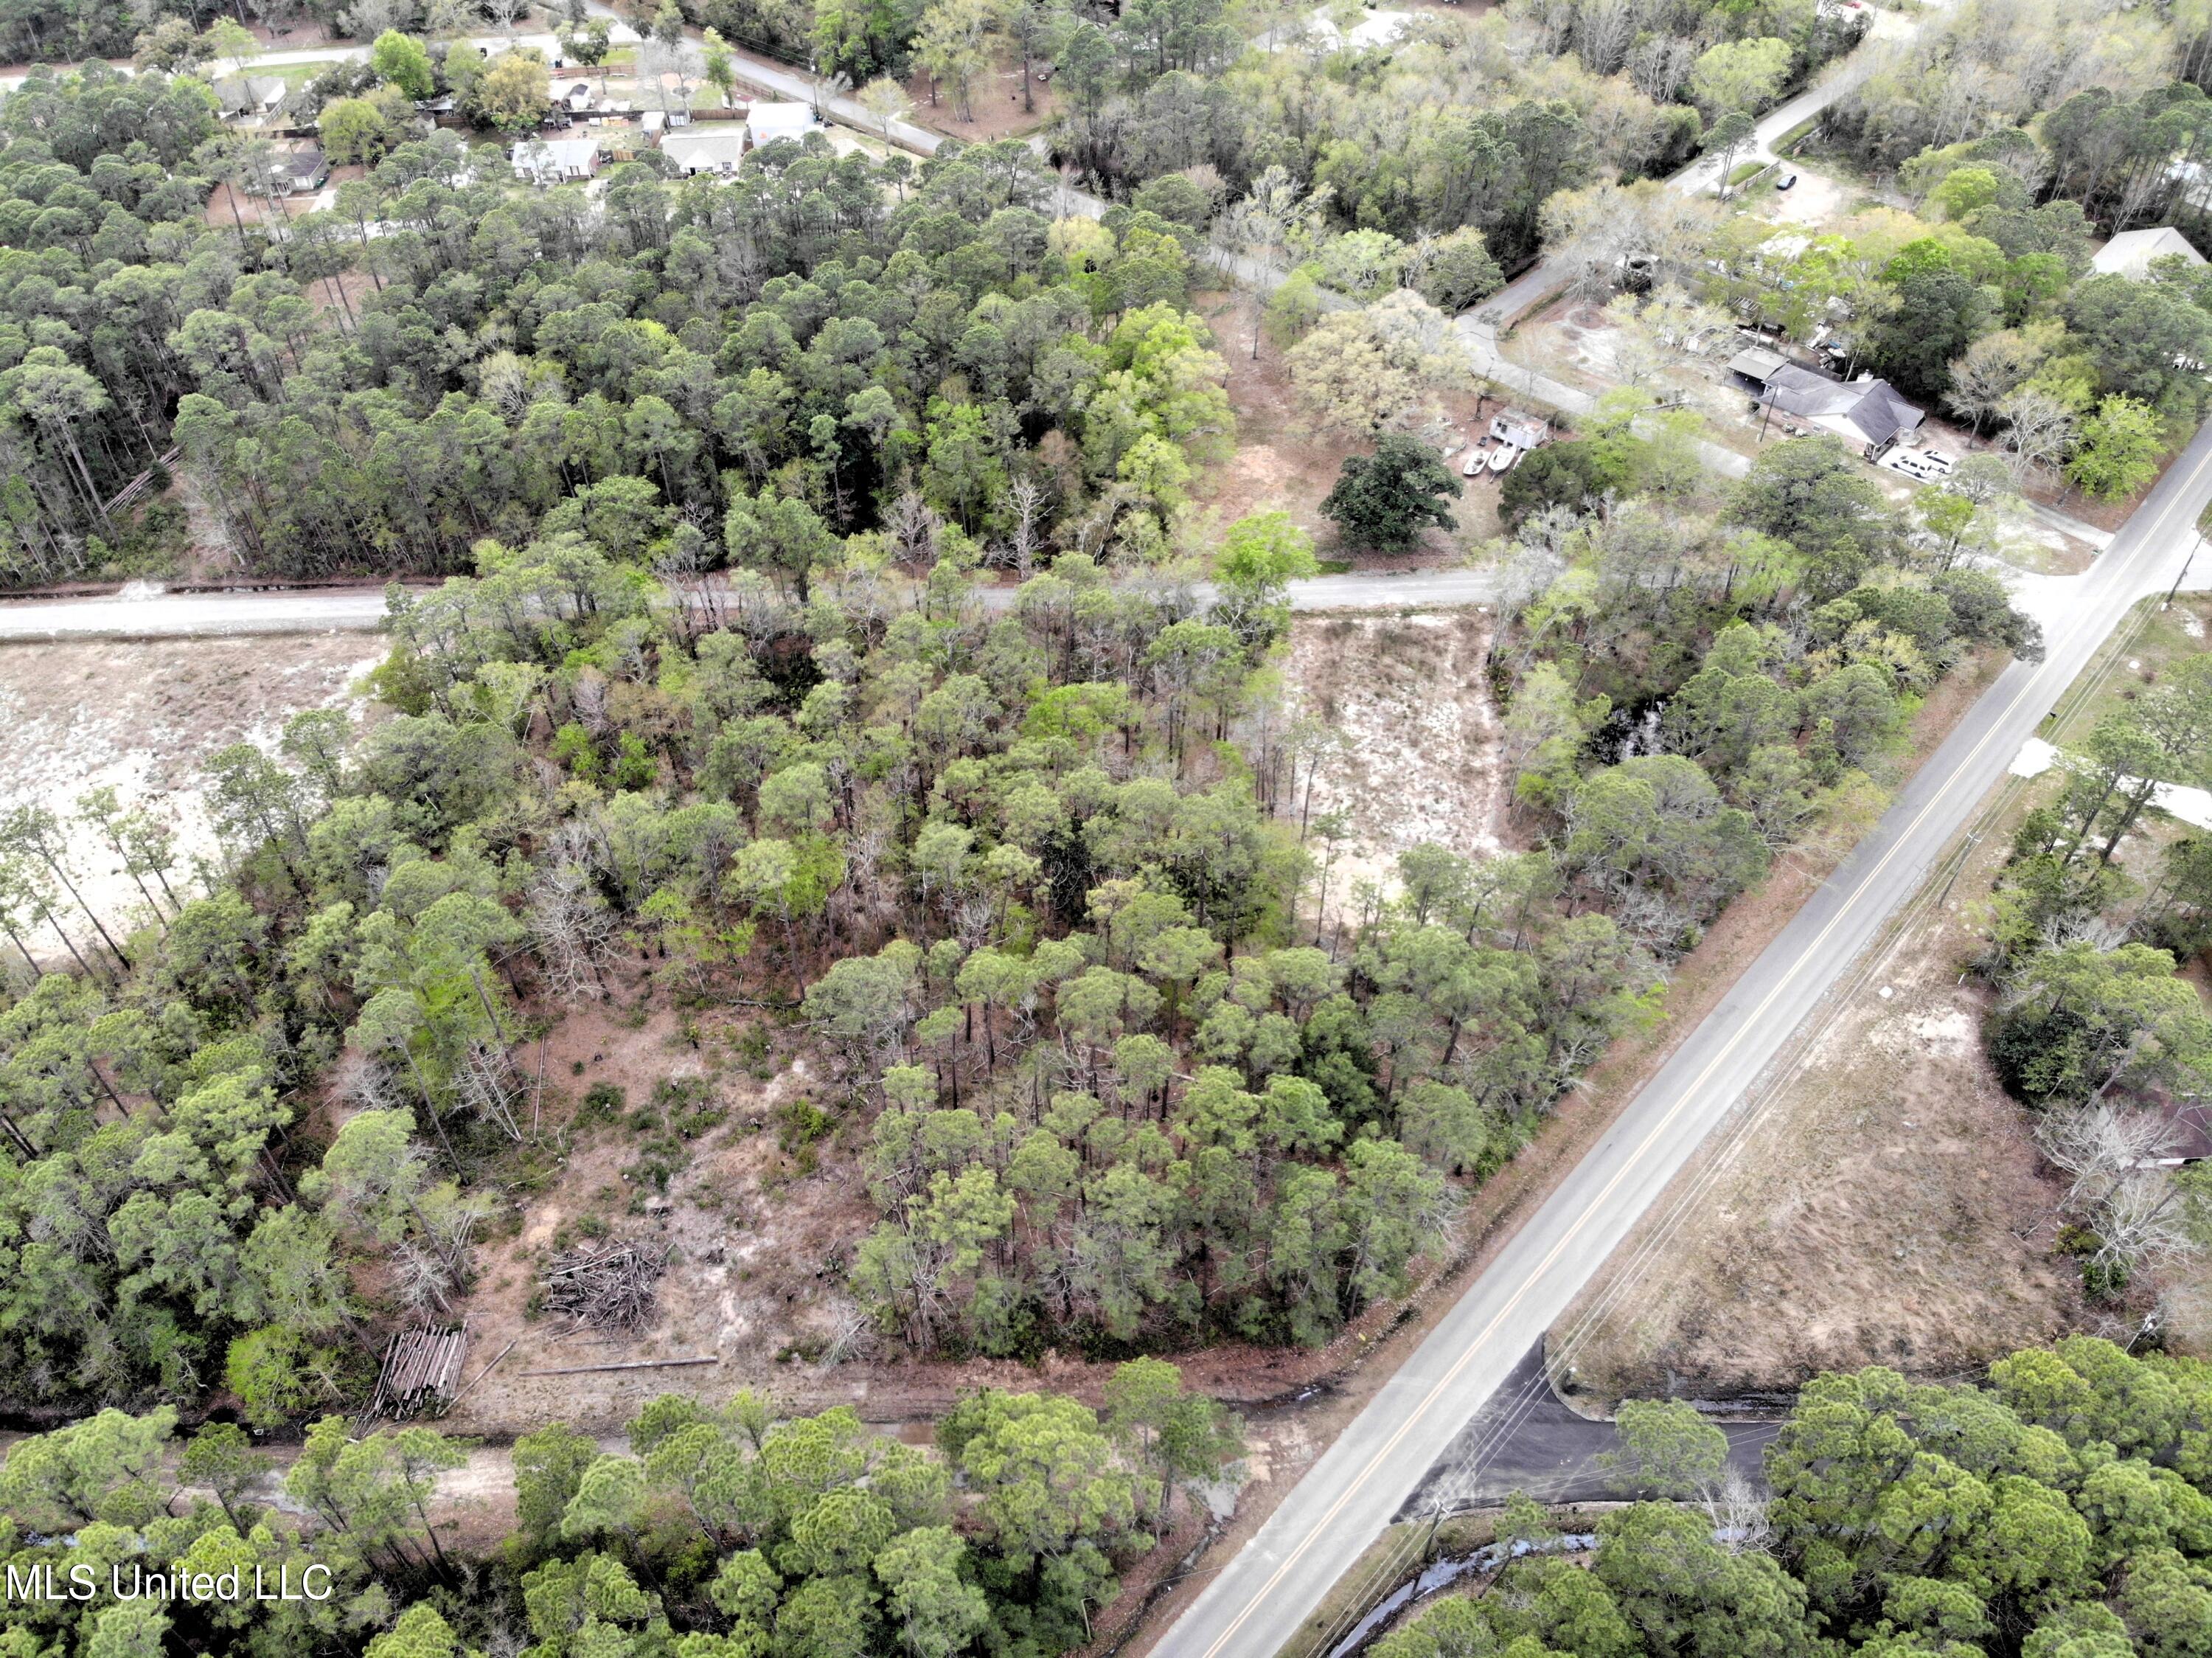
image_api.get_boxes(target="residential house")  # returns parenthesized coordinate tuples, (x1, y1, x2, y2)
(746, 101, 815, 148)
(511, 136, 601, 183)
(212, 75, 289, 122)
(273, 145, 329, 195)
(2090, 226, 2207, 282)
(1757, 364, 1924, 457)
(660, 127, 750, 176)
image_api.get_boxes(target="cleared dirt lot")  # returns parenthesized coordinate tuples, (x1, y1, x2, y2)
(1192, 290, 1506, 563)
(1281, 610, 1512, 915)
(0, 634, 385, 961)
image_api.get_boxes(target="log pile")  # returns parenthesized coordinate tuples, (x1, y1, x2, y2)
(369, 1325, 469, 1420)
(545, 1238, 670, 1332)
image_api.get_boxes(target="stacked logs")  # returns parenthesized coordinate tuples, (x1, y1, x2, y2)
(545, 1238, 671, 1332)
(369, 1325, 469, 1419)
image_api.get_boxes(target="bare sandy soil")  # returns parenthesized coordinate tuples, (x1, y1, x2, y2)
(0, 634, 385, 963)
(443, 989, 888, 1435)
(1763, 164, 1848, 227)
(1281, 611, 1512, 918)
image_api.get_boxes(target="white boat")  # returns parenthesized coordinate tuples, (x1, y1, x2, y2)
(1489, 445, 1517, 473)
(1462, 449, 1486, 476)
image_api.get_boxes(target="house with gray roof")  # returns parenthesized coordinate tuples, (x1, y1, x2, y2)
(1758, 366, 1924, 457)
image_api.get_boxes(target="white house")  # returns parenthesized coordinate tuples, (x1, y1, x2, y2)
(660, 127, 750, 176)
(272, 144, 330, 195)
(746, 101, 815, 148)
(2090, 226, 2207, 281)
(511, 136, 601, 183)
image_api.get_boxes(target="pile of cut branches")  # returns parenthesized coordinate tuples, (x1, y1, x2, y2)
(545, 1238, 670, 1332)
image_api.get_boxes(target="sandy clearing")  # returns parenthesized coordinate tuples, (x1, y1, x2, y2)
(0, 636, 386, 963)
(1282, 610, 1512, 917)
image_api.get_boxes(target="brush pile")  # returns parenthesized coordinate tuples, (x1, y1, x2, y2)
(545, 1238, 670, 1332)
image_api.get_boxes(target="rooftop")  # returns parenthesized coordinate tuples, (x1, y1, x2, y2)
(2090, 226, 2207, 281)
(1760, 366, 1924, 450)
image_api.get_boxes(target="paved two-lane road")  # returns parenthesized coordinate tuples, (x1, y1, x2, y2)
(1148, 423, 2212, 1658)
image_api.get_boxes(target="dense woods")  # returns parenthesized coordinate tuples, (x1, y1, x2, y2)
(0, 56, 1234, 586)
(1484, 423, 2036, 948)
(0, 1367, 1236, 1657)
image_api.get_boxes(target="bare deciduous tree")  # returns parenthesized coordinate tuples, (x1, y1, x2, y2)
(1000, 476, 1048, 577)
(528, 860, 613, 999)
(1997, 386, 2078, 486)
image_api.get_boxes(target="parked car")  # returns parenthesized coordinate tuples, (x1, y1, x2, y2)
(1920, 448, 1956, 475)
(1775, 173, 1799, 191)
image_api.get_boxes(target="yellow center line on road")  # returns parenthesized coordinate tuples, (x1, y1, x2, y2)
(1192, 434, 2212, 1658)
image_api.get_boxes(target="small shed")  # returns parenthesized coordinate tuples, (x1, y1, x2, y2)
(1727, 344, 1788, 385)
(2154, 1101, 2212, 1165)
(553, 80, 598, 114)
(1489, 409, 1548, 450)
(661, 127, 750, 176)
(511, 136, 601, 183)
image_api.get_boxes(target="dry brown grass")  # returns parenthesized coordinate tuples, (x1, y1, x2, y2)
(1556, 860, 2085, 1407)
(1559, 600, 2212, 1404)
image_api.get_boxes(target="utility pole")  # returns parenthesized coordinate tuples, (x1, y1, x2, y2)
(2168, 533, 2202, 609)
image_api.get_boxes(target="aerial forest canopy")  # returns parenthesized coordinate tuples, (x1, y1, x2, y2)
(1378, 1337, 2212, 1658)
(0, 1373, 1237, 1658)
(0, 62, 1231, 586)
(0, 1, 2056, 1412)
